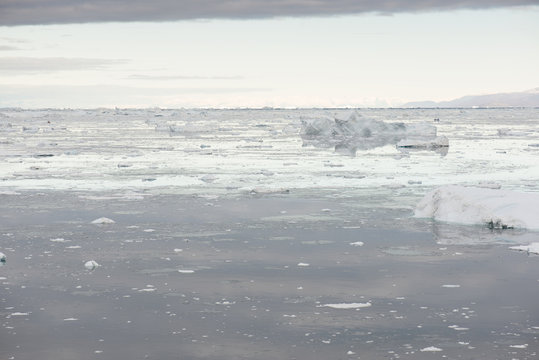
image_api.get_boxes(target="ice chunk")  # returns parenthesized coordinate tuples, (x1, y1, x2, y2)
(349, 241, 364, 246)
(84, 260, 99, 270)
(91, 217, 115, 224)
(415, 185, 539, 230)
(509, 243, 539, 255)
(321, 302, 371, 309)
(420, 346, 443, 352)
(300, 111, 443, 155)
(0, 251, 6, 262)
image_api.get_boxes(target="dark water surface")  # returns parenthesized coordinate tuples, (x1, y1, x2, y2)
(1, 192, 538, 359)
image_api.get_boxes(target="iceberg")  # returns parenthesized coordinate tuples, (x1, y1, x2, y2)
(300, 111, 445, 155)
(415, 185, 539, 230)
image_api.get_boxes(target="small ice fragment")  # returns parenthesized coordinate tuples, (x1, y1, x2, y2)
(173, 248, 183, 253)
(11, 312, 29, 316)
(143, 229, 155, 232)
(321, 208, 331, 213)
(0, 252, 6, 262)
(50, 238, 69, 243)
(347, 350, 356, 355)
(322, 302, 371, 309)
(63, 317, 78, 321)
(84, 260, 99, 270)
(350, 241, 364, 246)
(420, 346, 442, 352)
(510, 344, 528, 349)
(91, 217, 115, 224)
(297, 262, 310, 267)
(66, 245, 81, 249)
(178, 270, 195, 274)
(442, 284, 461, 288)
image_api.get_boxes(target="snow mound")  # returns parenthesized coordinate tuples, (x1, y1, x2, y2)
(300, 111, 445, 154)
(415, 185, 539, 230)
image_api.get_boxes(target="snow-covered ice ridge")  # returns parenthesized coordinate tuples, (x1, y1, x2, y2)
(415, 185, 539, 230)
(0, 108, 538, 205)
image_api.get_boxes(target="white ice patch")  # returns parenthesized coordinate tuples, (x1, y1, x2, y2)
(321, 302, 371, 309)
(178, 270, 195, 274)
(349, 241, 364, 246)
(442, 284, 461, 288)
(420, 346, 443, 352)
(297, 262, 310, 267)
(91, 217, 115, 224)
(415, 185, 539, 230)
(509, 243, 539, 255)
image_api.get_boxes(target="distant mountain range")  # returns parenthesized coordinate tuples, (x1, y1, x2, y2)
(402, 88, 539, 108)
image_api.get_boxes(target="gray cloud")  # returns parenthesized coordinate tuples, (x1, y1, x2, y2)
(0, 57, 128, 73)
(1, 1, 536, 26)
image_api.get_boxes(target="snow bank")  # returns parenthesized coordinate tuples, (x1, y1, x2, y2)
(300, 111, 445, 154)
(415, 185, 539, 230)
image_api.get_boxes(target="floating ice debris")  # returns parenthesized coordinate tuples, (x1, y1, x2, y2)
(11, 312, 29, 316)
(63, 317, 78, 321)
(321, 302, 371, 309)
(84, 260, 99, 270)
(442, 284, 461, 288)
(297, 262, 310, 267)
(173, 248, 183, 253)
(420, 346, 443, 352)
(347, 351, 356, 355)
(66, 245, 81, 249)
(50, 238, 69, 243)
(509, 243, 539, 255)
(396, 135, 449, 149)
(300, 111, 441, 154)
(448, 325, 469, 331)
(0, 251, 6, 262)
(509, 344, 528, 349)
(349, 241, 364, 246)
(91, 217, 115, 224)
(415, 185, 539, 230)
(178, 270, 195, 274)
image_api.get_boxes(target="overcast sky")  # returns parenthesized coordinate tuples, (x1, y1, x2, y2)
(1, 1, 538, 108)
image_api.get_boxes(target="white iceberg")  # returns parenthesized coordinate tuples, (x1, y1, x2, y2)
(415, 185, 539, 230)
(0, 251, 6, 262)
(300, 111, 444, 155)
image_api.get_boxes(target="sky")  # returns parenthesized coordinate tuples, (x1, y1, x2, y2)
(1, 0, 538, 108)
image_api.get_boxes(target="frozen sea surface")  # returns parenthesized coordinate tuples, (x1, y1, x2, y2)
(1, 108, 538, 204)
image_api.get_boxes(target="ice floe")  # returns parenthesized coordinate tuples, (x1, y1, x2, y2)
(420, 346, 443, 352)
(84, 260, 99, 270)
(0, 251, 6, 262)
(509, 243, 539, 255)
(91, 217, 115, 224)
(415, 185, 539, 230)
(321, 302, 371, 309)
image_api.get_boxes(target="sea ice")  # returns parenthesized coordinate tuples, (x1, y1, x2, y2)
(84, 260, 99, 270)
(91, 217, 115, 224)
(321, 302, 371, 309)
(415, 185, 539, 230)
(300, 111, 442, 154)
(509, 243, 539, 255)
(0, 251, 6, 262)
(420, 346, 442, 352)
